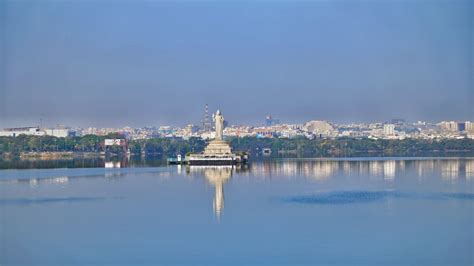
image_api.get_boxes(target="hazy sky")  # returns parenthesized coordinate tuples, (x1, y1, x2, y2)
(0, 0, 472, 127)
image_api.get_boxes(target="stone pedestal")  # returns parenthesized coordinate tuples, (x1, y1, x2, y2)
(203, 140, 233, 155)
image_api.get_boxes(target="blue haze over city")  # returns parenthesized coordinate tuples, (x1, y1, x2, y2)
(0, 0, 472, 128)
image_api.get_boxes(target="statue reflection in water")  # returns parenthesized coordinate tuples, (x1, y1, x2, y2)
(187, 165, 248, 219)
(204, 166, 232, 218)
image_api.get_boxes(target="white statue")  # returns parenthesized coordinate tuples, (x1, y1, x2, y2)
(213, 109, 225, 140)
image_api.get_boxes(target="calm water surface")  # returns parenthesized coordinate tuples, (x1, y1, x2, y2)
(1, 158, 473, 265)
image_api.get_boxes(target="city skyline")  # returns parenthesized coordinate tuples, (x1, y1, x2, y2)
(1, 0, 473, 128)
(0, 111, 472, 129)
(1, 1, 473, 265)
(2, 115, 472, 141)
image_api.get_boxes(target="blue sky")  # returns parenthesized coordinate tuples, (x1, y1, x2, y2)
(0, 0, 472, 127)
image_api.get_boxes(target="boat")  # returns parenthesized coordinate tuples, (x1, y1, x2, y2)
(167, 154, 186, 165)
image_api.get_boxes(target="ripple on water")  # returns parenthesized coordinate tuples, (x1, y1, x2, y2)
(0, 197, 106, 205)
(283, 191, 474, 205)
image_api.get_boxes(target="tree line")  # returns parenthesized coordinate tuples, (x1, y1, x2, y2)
(230, 136, 474, 157)
(1, 135, 474, 157)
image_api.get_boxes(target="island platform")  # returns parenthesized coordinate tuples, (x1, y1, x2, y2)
(186, 110, 248, 165)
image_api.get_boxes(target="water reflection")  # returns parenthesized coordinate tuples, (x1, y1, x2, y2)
(441, 160, 460, 180)
(466, 160, 474, 179)
(16, 176, 70, 187)
(0, 155, 169, 170)
(177, 159, 473, 219)
(1, 159, 473, 223)
(2, 159, 473, 185)
(416, 160, 435, 178)
(187, 166, 235, 219)
(369, 161, 383, 177)
(383, 161, 396, 180)
(105, 161, 122, 168)
(249, 159, 474, 181)
(1, 158, 473, 264)
(311, 161, 339, 180)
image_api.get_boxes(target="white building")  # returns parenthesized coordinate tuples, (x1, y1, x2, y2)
(303, 120, 336, 137)
(383, 124, 395, 136)
(43, 128, 71, 138)
(465, 121, 474, 132)
(0, 127, 45, 137)
(438, 121, 459, 132)
(0, 127, 73, 138)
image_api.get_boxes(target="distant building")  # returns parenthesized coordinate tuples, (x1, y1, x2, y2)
(383, 124, 395, 135)
(391, 119, 406, 125)
(438, 121, 459, 132)
(466, 121, 474, 132)
(303, 120, 335, 137)
(265, 116, 280, 126)
(289, 124, 303, 130)
(0, 127, 74, 138)
(414, 121, 427, 126)
(0, 127, 45, 137)
(254, 127, 276, 138)
(184, 124, 199, 134)
(43, 128, 75, 138)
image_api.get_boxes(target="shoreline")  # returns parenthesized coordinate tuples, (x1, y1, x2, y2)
(1, 150, 474, 161)
(1, 152, 103, 160)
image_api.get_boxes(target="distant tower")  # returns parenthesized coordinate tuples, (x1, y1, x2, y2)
(265, 115, 273, 126)
(202, 104, 211, 131)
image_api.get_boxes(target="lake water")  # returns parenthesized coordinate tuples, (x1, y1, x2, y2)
(1, 158, 473, 265)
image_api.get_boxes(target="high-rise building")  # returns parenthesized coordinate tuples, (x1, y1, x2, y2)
(202, 104, 212, 131)
(438, 121, 459, 131)
(265, 115, 280, 126)
(384, 124, 395, 135)
(465, 121, 474, 132)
